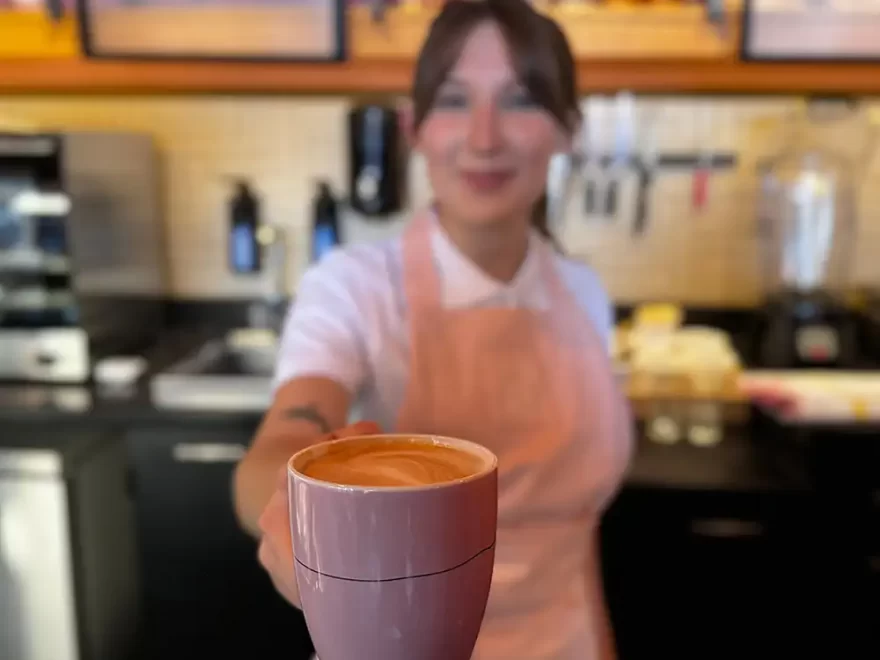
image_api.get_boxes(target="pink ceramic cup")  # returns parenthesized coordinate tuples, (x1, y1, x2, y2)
(288, 433, 498, 660)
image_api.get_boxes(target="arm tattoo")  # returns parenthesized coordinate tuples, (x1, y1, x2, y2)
(283, 403, 332, 434)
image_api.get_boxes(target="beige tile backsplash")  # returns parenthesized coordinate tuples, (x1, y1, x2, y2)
(0, 95, 878, 305)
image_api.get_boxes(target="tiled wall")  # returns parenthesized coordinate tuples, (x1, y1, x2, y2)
(0, 95, 878, 305)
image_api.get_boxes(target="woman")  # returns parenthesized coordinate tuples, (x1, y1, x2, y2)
(233, 1, 632, 658)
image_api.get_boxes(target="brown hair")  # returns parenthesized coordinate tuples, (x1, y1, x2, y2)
(410, 0, 580, 248)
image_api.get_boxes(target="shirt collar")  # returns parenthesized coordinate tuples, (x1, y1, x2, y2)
(429, 218, 551, 310)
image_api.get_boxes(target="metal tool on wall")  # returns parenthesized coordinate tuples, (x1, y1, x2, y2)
(633, 109, 661, 236)
(692, 104, 714, 214)
(582, 95, 608, 218)
(547, 151, 575, 231)
(604, 91, 635, 219)
(572, 92, 739, 234)
(586, 151, 739, 235)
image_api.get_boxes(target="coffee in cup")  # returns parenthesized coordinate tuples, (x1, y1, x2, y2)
(289, 434, 498, 660)
(299, 436, 487, 487)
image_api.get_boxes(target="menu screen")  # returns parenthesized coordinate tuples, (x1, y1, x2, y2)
(80, 0, 345, 61)
(744, 0, 880, 60)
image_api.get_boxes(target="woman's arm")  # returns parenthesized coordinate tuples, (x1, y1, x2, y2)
(233, 375, 352, 538)
(232, 248, 378, 609)
(234, 247, 374, 537)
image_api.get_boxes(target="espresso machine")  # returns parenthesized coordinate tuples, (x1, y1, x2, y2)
(0, 132, 166, 383)
(753, 103, 865, 369)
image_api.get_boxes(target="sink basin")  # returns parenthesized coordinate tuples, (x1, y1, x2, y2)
(225, 327, 278, 374)
(150, 331, 279, 412)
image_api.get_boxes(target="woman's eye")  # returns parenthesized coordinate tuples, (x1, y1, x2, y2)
(434, 93, 468, 109)
(503, 92, 538, 110)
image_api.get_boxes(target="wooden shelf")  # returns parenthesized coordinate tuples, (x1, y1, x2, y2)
(2, 2, 880, 96)
(0, 58, 411, 95)
(577, 59, 880, 95)
(2, 56, 880, 95)
(2, 2, 879, 96)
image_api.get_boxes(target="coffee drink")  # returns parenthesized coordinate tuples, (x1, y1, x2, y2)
(289, 433, 498, 660)
(300, 437, 486, 487)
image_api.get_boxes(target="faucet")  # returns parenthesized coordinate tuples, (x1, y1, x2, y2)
(246, 223, 289, 335)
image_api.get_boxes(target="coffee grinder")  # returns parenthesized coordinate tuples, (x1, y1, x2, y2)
(754, 100, 872, 369)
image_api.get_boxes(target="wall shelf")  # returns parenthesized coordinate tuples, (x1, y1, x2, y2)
(1, 56, 880, 95)
(1, 2, 879, 96)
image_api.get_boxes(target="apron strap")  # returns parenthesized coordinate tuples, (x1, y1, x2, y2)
(536, 240, 597, 344)
(401, 208, 443, 311)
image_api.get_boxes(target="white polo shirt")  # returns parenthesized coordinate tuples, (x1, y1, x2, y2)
(275, 222, 613, 432)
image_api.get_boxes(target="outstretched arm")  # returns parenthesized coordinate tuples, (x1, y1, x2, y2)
(233, 375, 352, 538)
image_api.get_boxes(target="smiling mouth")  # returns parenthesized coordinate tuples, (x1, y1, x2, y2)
(460, 170, 515, 193)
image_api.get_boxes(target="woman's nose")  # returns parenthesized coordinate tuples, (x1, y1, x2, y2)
(466, 102, 503, 154)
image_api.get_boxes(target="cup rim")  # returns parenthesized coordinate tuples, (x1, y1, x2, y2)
(288, 433, 498, 493)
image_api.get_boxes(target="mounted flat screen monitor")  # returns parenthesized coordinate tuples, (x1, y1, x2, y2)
(77, 0, 345, 62)
(743, 0, 880, 61)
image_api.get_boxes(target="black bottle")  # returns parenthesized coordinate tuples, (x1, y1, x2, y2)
(228, 179, 261, 274)
(312, 181, 341, 263)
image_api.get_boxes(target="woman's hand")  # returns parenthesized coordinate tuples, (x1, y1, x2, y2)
(256, 420, 382, 608)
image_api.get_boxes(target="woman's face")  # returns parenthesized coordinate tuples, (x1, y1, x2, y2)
(412, 21, 571, 229)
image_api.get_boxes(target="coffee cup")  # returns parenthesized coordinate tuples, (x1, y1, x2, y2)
(288, 433, 498, 660)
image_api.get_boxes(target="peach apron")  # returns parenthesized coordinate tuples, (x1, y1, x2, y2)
(394, 211, 632, 660)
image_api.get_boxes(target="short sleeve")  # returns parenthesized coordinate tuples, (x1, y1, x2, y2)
(557, 259, 614, 350)
(273, 249, 370, 395)
(587, 279, 614, 349)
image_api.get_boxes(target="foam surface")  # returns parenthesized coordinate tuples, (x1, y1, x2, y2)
(301, 439, 485, 487)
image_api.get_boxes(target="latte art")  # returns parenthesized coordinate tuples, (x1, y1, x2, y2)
(301, 438, 485, 487)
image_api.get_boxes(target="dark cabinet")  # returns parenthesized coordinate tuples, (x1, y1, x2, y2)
(802, 430, 880, 656)
(601, 487, 822, 659)
(126, 424, 313, 660)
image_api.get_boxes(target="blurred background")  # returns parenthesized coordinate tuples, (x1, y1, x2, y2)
(1, 1, 879, 659)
